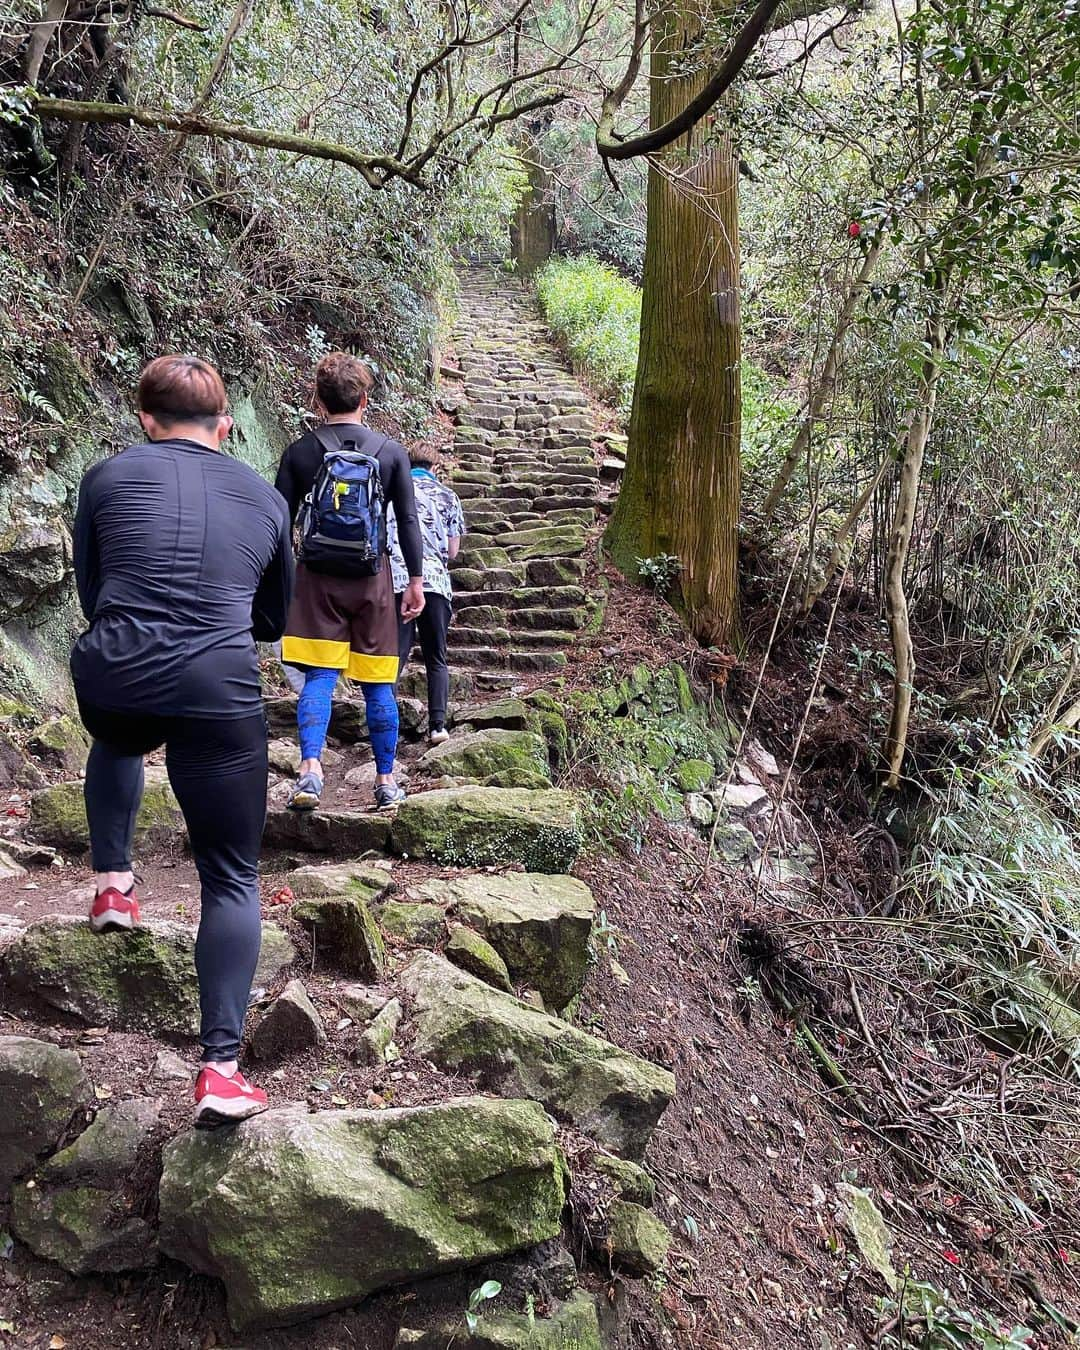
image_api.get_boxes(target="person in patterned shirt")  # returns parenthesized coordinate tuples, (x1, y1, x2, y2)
(387, 446, 466, 743)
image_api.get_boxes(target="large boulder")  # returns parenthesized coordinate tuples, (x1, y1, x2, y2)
(414, 873, 595, 1009)
(289, 860, 392, 902)
(418, 729, 550, 786)
(0, 1036, 91, 1193)
(390, 788, 581, 873)
(262, 807, 391, 856)
(293, 892, 385, 980)
(394, 1290, 602, 1349)
(400, 954, 674, 1160)
(28, 715, 91, 774)
(11, 1098, 161, 1273)
(159, 1096, 567, 1331)
(251, 979, 326, 1059)
(0, 917, 295, 1037)
(29, 770, 183, 853)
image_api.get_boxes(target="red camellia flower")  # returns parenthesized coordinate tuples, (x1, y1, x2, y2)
(848, 221, 862, 238)
(942, 1249, 960, 1265)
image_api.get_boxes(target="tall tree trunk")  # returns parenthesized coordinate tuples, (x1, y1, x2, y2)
(510, 152, 556, 273)
(605, 3, 741, 648)
(881, 314, 945, 787)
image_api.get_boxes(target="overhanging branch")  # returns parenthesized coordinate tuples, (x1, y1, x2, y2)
(29, 94, 410, 187)
(596, 0, 786, 160)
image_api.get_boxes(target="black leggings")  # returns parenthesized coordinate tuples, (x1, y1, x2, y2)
(78, 703, 268, 1063)
(397, 593, 452, 725)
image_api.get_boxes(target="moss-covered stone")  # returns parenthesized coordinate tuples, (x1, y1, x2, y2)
(289, 861, 392, 903)
(355, 997, 402, 1064)
(293, 893, 385, 980)
(0, 696, 36, 724)
(594, 1153, 655, 1206)
(451, 566, 486, 591)
(836, 1183, 898, 1291)
(262, 807, 391, 856)
(29, 771, 182, 853)
(446, 926, 514, 992)
(0, 917, 295, 1037)
(378, 900, 446, 946)
(414, 873, 594, 1009)
(11, 1097, 160, 1273)
(401, 954, 674, 1160)
(419, 729, 550, 785)
(158, 1097, 567, 1331)
(454, 698, 534, 732)
(390, 787, 582, 874)
(252, 979, 326, 1059)
(393, 1290, 602, 1348)
(28, 715, 90, 773)
(496, 526, 587, 561)
(608, 1200, 670, 1276)
(675, 758, 714, 793)
(0, 1035, 91, 1193)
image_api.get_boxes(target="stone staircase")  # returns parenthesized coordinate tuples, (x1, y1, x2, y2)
(0, 267, 673, 1347)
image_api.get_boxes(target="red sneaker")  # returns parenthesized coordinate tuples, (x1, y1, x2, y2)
(89, 887, 141, 934)
(194, 1065, 269, 1129)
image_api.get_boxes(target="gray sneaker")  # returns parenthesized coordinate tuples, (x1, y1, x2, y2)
(288, 771, 323, 811)
(373, 782, 407, 810)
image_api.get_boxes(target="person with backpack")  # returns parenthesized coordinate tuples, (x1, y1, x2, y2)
(388, 447, 466, 745)
(275, 352, 424, 811)
(71, 354, 294, 1127)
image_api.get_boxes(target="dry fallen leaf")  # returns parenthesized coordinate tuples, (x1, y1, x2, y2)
(50, 1336, 67, 1349)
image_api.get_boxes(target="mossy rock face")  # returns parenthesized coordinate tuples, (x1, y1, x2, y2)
(378, 900, 446, 946)
(394, 1290, 602, 1348)
(496, 526, 587, 562)
(289, 861, 392, 904)
(451, 566, 486, 591)
(607, 1200, 670, 1276)
(0, 917, 295, 1037)
(10, 1097, 161, 1273)
(292, 894, 385, 980)
(401, 954, 674, 1161)
(29, 771, 183, 853)
(0, 1035, 91, 1193)
(414, 873, 595, 1009)
(418, 729, 550, 785)
(526, 557, 586, 588)
(0, 696, 37, 724)
(454, 698, 534, 733)
(485, 768, 552, 790)
(158, 1096, 567, 1332)
(594, 1153, 655, 1206)
(390, 787, 582, 874)
(675, 758, 714, 793)
(28, 715, 90, 773)
(456, 545, 512, 571)
(445, 926, 514, 992)
(251, 979, 327, 1059)
(262, 807, 391, 856)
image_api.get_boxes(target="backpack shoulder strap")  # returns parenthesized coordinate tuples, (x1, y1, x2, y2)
(312, 424, 390, 462)
(312, 424, 346, 458)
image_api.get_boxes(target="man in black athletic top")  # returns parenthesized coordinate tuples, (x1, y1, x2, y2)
(72, 354, 293, 1128)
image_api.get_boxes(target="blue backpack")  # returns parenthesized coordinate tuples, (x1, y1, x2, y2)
(297, 425, 388, 577)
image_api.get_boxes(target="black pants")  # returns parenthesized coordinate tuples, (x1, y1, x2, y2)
(78, 702, 268, 1063)
(397, 593, 452, 726)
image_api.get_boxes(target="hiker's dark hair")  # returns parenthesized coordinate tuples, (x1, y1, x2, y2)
(137, 355, 227, 429)
(409, 444, 444, 474)
(315, 352, 374, 415)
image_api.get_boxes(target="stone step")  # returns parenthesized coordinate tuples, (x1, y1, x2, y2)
(455, 604, 587, 632)
(452, 585, 586, 610)
(445, 627, 570, 650)
(450, 647, 568, 672)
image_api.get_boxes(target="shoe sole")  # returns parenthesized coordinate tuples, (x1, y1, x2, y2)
(89, 911, 135, 934)
(429, 736, 449, 746)
(194, 1096, 269, 1130)
(288, 793, 320, 812)
(374, 796, 406, 811)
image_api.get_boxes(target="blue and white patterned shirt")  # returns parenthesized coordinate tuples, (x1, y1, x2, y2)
(388, 468, 466, 601)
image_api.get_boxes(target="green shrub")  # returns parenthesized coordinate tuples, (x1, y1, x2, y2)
(535, 256, 641, 417)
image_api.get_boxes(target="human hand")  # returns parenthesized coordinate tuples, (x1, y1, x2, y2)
(400, 579, 426, 621)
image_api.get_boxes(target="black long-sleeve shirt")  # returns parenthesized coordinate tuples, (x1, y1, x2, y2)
(273, 423, 424, 579)
(71, 438, 294, 718)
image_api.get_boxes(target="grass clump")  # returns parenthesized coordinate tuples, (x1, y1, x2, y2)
(535, 255, 641, 418)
